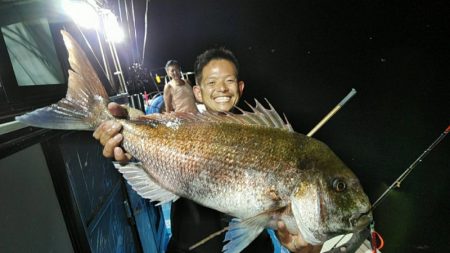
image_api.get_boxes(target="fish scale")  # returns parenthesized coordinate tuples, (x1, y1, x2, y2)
(120, 120, 325, 219)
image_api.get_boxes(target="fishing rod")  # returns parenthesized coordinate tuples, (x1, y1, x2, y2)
(307, 88, 357, 137)
(307, 91, 448, 252)
(367, 125, 449, 213)
(327, 125, 449, 253)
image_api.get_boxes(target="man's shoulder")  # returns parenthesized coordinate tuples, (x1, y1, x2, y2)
(164, 82, 174, 90)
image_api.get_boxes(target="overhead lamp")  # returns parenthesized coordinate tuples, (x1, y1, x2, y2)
(102, 10, 124, 43)
(62, 0, 99, 30)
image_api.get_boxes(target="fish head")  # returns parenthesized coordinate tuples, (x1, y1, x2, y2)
(289, 139, 372, 245)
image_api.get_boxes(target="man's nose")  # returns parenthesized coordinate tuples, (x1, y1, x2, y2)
(216, 82, 228, 92)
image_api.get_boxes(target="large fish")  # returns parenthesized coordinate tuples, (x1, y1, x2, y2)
(16, 31, 372, 253)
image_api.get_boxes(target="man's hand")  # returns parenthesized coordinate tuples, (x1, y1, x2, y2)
(277, 221, 322, 253)
(93, 102, 132, 164)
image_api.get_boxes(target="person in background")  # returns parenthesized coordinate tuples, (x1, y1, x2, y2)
(93, 48, 321, 253)
(163, 60, 198, 113)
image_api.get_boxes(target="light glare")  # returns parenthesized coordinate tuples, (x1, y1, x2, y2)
(102, 11, 124, 43)
(63, 0, 99, 29)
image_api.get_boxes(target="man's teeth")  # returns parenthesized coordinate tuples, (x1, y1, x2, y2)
(214, 97, 231, 103)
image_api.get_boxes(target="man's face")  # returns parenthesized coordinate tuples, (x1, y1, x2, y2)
(166, 65, 181, 80)
(193, 59, 244, 112)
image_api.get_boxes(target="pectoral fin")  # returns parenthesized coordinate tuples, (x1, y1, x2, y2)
(113, 162, 179, 205)
(222, 214, 272, 253)
(189, 207, 286, 252)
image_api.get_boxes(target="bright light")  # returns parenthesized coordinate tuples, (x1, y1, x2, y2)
(102, 10, 124, 43)
(63, 0, 99, 29)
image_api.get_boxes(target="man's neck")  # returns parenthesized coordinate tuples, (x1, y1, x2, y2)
(171, 79, 185, 86)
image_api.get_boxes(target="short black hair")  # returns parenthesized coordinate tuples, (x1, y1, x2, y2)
(194, 47, 239, 84)
(165, 59, 180, 69)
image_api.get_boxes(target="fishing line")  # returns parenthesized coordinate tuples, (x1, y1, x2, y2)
(189, 226, 229, 250)
(117, 0, 123, 23)
(141, 0, 150, 65)
(328, 234, 347, 250)
(95, 28, 112, 85)
(131, 0, 140, 63)
(70, 25, 117, 92)
(109, 38, 127, 93)
(123, 0, 137, 62)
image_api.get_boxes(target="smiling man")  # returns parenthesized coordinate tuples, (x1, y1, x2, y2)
(165, 48, 276, 253)
(193, 48, 244, 112)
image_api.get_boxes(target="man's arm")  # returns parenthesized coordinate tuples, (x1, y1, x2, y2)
(277, 221, 323, 253)
(93, 102, 133, 164)
(163, 83, 174, 112)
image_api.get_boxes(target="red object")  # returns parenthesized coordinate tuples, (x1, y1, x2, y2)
(371, 231, 384, 253)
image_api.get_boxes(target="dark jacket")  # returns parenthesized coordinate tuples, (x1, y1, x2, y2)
(166, 198, 274, 253)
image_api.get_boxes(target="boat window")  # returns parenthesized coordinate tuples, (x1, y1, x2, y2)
(1, 18, 64, 86)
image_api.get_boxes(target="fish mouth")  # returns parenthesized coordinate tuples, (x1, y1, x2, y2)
(349, 211, 373, 231)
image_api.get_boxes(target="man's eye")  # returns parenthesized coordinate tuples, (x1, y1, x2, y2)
(226, 79, 236, 83)
(207, 81, 215, 86)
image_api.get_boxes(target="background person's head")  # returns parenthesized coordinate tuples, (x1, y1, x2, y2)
(165, 60, 182, 80)
(193, 48, 245, 112)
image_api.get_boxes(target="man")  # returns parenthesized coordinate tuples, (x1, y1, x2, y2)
(192, 49, 244, 113)
(163, 60, 198, 113)
(93, 48, 321, 253)
(168, 48, 274, 253)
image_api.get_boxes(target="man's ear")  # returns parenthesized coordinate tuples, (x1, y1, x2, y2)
(238, 81, 245, 95)
(193, 85, 203, 103)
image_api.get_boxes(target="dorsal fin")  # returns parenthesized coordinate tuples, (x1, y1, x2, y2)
(134, 99, 294, 132)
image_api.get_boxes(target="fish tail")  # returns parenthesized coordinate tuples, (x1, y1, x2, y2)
(15, 31, 112, 131)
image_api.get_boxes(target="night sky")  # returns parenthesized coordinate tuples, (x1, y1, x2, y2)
(116, 1, 449, 252)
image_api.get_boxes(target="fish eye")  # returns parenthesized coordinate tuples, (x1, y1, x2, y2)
(332, 178, 347, 192)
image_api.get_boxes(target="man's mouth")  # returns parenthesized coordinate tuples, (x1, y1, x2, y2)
(214, 96, 231, 103)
